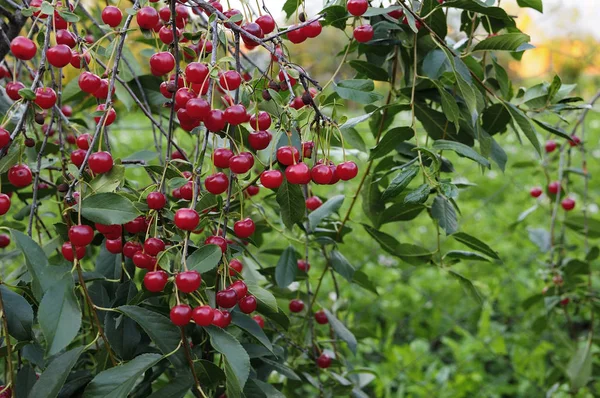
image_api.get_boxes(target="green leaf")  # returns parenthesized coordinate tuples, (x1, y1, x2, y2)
(505, 103, 541, 155)
(18, 88, 36, 101)
(348, 60, 389, 81)
(564, 216, 600, 239)
(339, 111, 376, 134)
(404, 184, 431, 204)
(362, 224, 432, 265)
(482, 103, 511, 135)
(440, 0, 514, 23)
(414, 102, 460, 143)
(15, 365, 36, 398)
(28, 347, 83, 398)
(361, 174, 385, 228)
(204, 326, 250, 392)
(532, 119, 573, 141)
(473, 33, 531, 52)
(381, 166, 419, 201)
(380, 203, 425, 225)
(0, 285, 33, 341)
(282, 0, 299, 18)
(369, 127, 414, 160)
(352, 270, 378, 295)
(330, 250, 355, 282)
(343, 127, 367, 152)
(187, 245, 222, 273)
(83, 353, 162, 398)
(90, 165, 125, 193)
(433, 83, 460, 128)
(40, 1, 54, 15)
(146, 375, 192, 398)
(431, 196, 458, 235)
(517, 0, 543, 12)
(0, 137, 22, 174)
(422, 49, 450, 79)
(492, 59, 512, 100)
(308, 195, 344, 228)
(451, 232, 500, 259)
(432, 140, 490, 168)
(38, 274, 82, 356)
(247, 284, 278, 312)
(231, 312, 273, 351)
(323, 309, 357, 354)
(448, 270, 483, 305)
(566, 339, 592, 391)
(274, 246, 298, 288)
(444, 250, 491, 262)
(321, 5, 349, 30)
(80, 193, 140, 225)
(57, 10, 79, 22)
(334, 79, 384, 104)
(276, 179, 305, 230)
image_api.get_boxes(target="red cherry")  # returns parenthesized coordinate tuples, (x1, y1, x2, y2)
(545, 140, 557, 153)
(347, 0, 368, 16)
(174, 88, 196, 108)
(337, 161, 358, 180)
(285, 163, 311, 184)
(123, 241, 142, 258)
(8, 164, 32, 187)
(317, 353, 332, 369)
(6, 82, 25, 100)
(230, 280, 248, 299)
(302, 21, 322, 38)
(137, 6, 159, 29)
(241, 22, 264, 47)
(56, 29, 76, 48)
(78, 72, 101, 94)
(302, 141, 315, 158)
(61, 241, 85, 261)
(175, 270, 202, 293)
(186, 98, 210, 120)
(147, 191, 166, 210)
(560, 297, 570, 307)
(260, 170, 284, 189)
(144, 237, 165, 256)
(10, 36, 37, 60)
(0, 234, 10, 249)
(224, 9, 242, 26)
(95, 223, 122, 239)
(150, 51, 175, 76)
(94, 104, 116, 126)
(170, 304, 192, 326)
(248, 130, 272, 150)
(213, 148, 234, 168)
(179, 182, 194, 200)
(144, 270, 168, 292)
(256, 14, 276, 34)
(548, 181, 561, 195)
(388, 8, 403, 18)
(46, 44, 72, 68)
(89, 151, 113, 174)
(306, 196, 323, 211)
(233, 218, 255, 238)
(133, 251, 154, 269)
(61, 105, 73, 117)
(246, 185, 260, 196)
(192, 305, 214, 326)
(0, 127, 10, 149)
(311, 164, 333, 184)
(239, 295, 257, 314)
(224, 104, 247, 125)
(174, 208, 200, 231)
(353, 25, 374, 43)
(0, 194, 11, 215)
(287, 25, 307, 44)
(530, 187, 542, 198)
(204, 109, 226, 132)
(253, 315, 265, 328)
(219, 70, 242, 90)
(93, 79, 115, 99)
(569, 135, 581, 147)
(229, 153, 254, 174)
(297, 259, 310, 272)
(105, 238, 122, 254)
(158, 6, 171, 21)
(124, 216, 146, 234)
(289, 299, 304, 313)
(276, 146, 300, 165)
(102, 6, 123, 27)
(185, 62, 209, 84)
(205, 172, 229, 194)
(278, 70, 297, 87)
(212, 309, 231, 328)
(229, 259, 243, 275)
(68, 224, 94, 247)
(35, 87, 57, 109)
(76, 133, 91, 150)
(216, 289, 238, 308)
(249, 111, 272, 130)
(158, 26, 178, 44)
(314, 309, 328, 324)
(561, 198, 576, 211)
(205, 235, 227, 253)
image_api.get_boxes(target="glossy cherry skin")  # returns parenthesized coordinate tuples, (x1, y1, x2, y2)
(102, 6, 123, 27)
(76, 133, 91, 149)
(6, 82, 25, 100)
(186, 98, 210, 120)
(132, 251, 153, 269)
(192, 305, 214, 326)
(255, 14, 276, 34)
(246, 185, 260, 196)
(302, 21, 322, 38)
(314, 309, 328, 324)
(285, 163, 311, 184)
(144, 237, 165, 256)
(150, 51, 175, 76)
(317, 353, 332, 369)
(137, 6, 159, 29)
(230, 280, 248, 299)
(253, 315, 265, 328)
(241, 22, 264, 47)
(569, 135, 581, 147)
(297, 259, 310, 272)
(234, 218, 255, 238)
(95, 223, 122, 239)
(89, 151, 113, 174)
(46, 44, 72, 68)
(219, 70, 242, 90)
(213, 148, 234, 168)
(306, 196, 323, 211)
(276, 146, 300, 165)
(311, 164, 333, 184)
(347, 0, 368, 16)
(548, 181, 561, 195)
(123, 241, 143, 258)
(78, 72, 101, 94)
(216, 289, 238, 308)
(8, 164, 32, 187)
(170, 304, 193, 326)
(124, 216, 146, 234)
(545, 140, 557, 153)
(61, 241, 86, 261)
(561, 198, 576, 211)
(69, 225, 94, 247)
(35, 87, 57, 109)
(105, 238, 122, 254)
(211, 309, 231, 328)
(239, 295, 257, 314)
(0, 234, 10, 249)
(249, 111, 272, 130)
(530, 187, 542, 198)
(174, 208, 200, 231)
(95, 104, 116, 126)
(205, 172, 229, 194)
(287, 25, 307, 44)
(248, 130, 272, 150)
(229, 153, 254, 174)
(0, 127, 9, 149)
(204, 109, 226, 132)
(224, 104, 247, 125)
(175, 270, 202, 293)
(93, 79, 115, 99)
(147, 191, 166, 210)
(185, 62, 209, 84)
(337, 161, 359, 180)
(260, 170, 284, 189)
(353, 25, 374, 43)
(229, 259, 243, 275)
(278, 70, 297, 86)
(289, 299, 304, 313)
(10, 36, 37, 60)
(144, 270, 168, 292)
(0, 193, 11, 215)
(205, 235, 227, 253)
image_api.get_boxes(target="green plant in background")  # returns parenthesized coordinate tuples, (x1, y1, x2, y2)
(0, 0, 597, 397)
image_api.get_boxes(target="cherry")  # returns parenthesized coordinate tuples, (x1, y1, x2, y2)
(311, 164, 333, 184)
(561, 197, 575, 211)
(158, 6, 171, 21)
(213, 148, 234, 168)
(548, 181, 560, 195)
(545, 140, 557, 153)
(353, 25, 374, 43)
(297, 259, 310, 272)
(69, 224, 94, 247)
(0, 194, 11, 215)
(8, 164, 32, 187)
(253, 315, 265, 328)
(133, 251, 154, 269)
(70, 50, 90, 69)
(285, 163, 311, 184)
(347, 0, 368, 16)
(0, 234, 10, 249)
(256, 14, 276, 34)
(224, 9, 242, 26)
(223, 104, 247, 126)
(192, 305, 214, 326)
(61, 105, 73, 117)
(78, 72, 101, 94)
(0, 127, 9, 149)
(260, 170, 284, 189)
(93, 79, 115, 99)
(76, 133, 91, 149)
(95, 223, 122, 239)
(179, 182, 194, 200)
(144, 270, 168, 292)
(212, 309, 231, 328)
(278, 70, 297, 87)
(175, 270, 202, 293)
(276, 146, 300, 165)
(150, 51, 175, 76)
(234, 218, 255, 238)
(552, 275, 564, 286)
(216, 289, 238, 308)
(248, 130, 272, 150)
(123, 241, 143, 258)
(219, 70, 242, 90)
(186, 98, 210, 120)
(289, 299, 304, 313)
(124, 216, 146, 234)
(144, 237, 165, 256)
(56, 29, 76, 47)
(174, 208, 200, 231)
(302, 141, 315, 158)
(46, 44, 72, 68)
(174, 88, 195, 109)
(229, 259, 243, 275)
(229, 153, 254, 174)
(186, 62, 209, 83)
(569, 135, 581, 147)
(34, 87, 57, 109)
(560, 297, 570, 307)
(205, 235, 227, 253)
(249, 111, 272, 130)
(10, 36, 37, 60)
(530, 187, 542, 198)
(337, 161, 358, 180)
(239, 295, 257, 314)
(170, 304, 192, 326)
(61, 241, 85, 261)
(89, 151, 113, 174)
(314, 309, 328, 324)
(6, 82, 25, 100)
(204, 109, 226, 132)
(241, 22, 264, 47)
(317, 353, 332, 369)
(137, 6, 159, 29)
(247, 185, 260, 196)
(306, 196, 323, 211)
(205, 172, 229, 194)
(95, 104, 116, 126)
(105, 238, 122, 254)
(302, 21, 322, 38)
(158, 26, 179, 44)
(102, 6, 122, 27)
(147, 191, 166, 210)
(287, 25, 307, 44)
(230, 280, 248, 298)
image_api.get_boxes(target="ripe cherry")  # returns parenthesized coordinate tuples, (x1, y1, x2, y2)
(147, 191, 167, 210)
(192, 305, 214, 326)
(205, 172, 229, 194)
(0, 127, 9, 149)
(230, 280, 248, 299)
(185, 62, 209, 84)
(144, 237, 165, 256)
(93, 79, 114, 99)
(212, 309, 231, 328)
(204, 109, 226, 132)
(530, 187, 542, 198)
(247, 185, 260, 196)
(8, 164, 32, 187)
(133, 251, 154, 269)
(248, 130, 272, 150)
(144, 270, 168, 292)
(229, 258, 243, 275)
(205, 235, 227, 253)
(69, 224, 94, 247)
(213, 148, 234, 168)
(548, 181, 560, 195)
(175, 270, 202, 293)
(347, 0, 368, 16)
(560, 297, 570, 307)
(260, 170, 284, 189)
(297, 259, 310, 272)
(353, 25, 374, 43)
(545, 140, 557, 153)
(124, 216, 146, 234)
(569, 135, 581, 147)
(179, 182, 194, 200)
(561, 197, 575, 211)
(61, 105, 73, 117)
(174, 208, 200, 231)
(6, 82, 25, 100)
(276, 146, 300, 165)
(337, 161, 358, 180)
(0, 235, 10, 249)
(102, 6, 123, 27)
(224, 104, 247, 125)
(105, 238, 122, 254)
(61, 241, 85, 261)
(158, 26, 178, 44)
(239, 295, 257, 314)
(174, 88, 196, 108)
(10, 36, 37, 60)
(302, 141, 315, 158)
(229, 153, 254, 174)
(314, 309, 328, 324)
(0, 194, 11, 215)
(317, 353, 332, 369)
(137, 6, 159, 29)
(150, 51, 175, 76)
(46, 44, 72, 68)
(56, 29, 76, 47)
(216, 289, 238, 308)
(170, 304, 193, 326)
(241, 22, 264, 47)
(306, 196, 323, 211)
(302, 21, 322, 38)
(95, 104, 116, 126)
(289, 299, 304, 313)
(76, 133, 91, 150)
(186, 98, 210, 120)
(219, 70, 242, 90)
(287, 25, 307, 44)
(278, 70, 297, 86)
(35, 87, 57, 109)
(234, 218, 255, 238)
(123, 241, 143, 258)
(285, 163, 311, 184)
(95, 223, 122, 239)
(78, 72, 101, 94)
(253, 315, 265, 328)
(89, 151, 113, 174)
(311, 164, 333, 184)
(249, 111, 272, 130)
(256, 14, 275, 34)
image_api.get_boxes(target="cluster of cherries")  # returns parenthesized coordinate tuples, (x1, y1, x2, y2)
(529, 138, 581, 211)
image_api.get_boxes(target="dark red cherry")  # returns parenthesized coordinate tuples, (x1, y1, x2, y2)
(311, 164, 333, 184)
(260, 170, 283, 189)
(229, 258, 243, 275)
(144, 237, 165, 256)
(175, 270, 202, 293)
(306, 196, 323, 211)
(253, 315, 265, 328)
(239, 295, 257, 314)
(255, 14, 275, 34)
(204, 109, 226, 132)
(285, 163, 311, 184)
(192, 305, 214, 326)
(248, 130, 272, 150)
(276, 146, 300, 165)
(6, 82, 25, 100)
(213, 148, 234, 168)
(46, 44, 72, 68)
(278, 70, 297, 86)
(219, 70, 242, 90)
(205, 235, 227, 253)
(78, 72, 101, 94)
(204, 172, 229, 194)
(95, 223, 121, 239)
(561, 198, 575, 211)
(336, 161, 358, 180)
(69, 224, 94, 247)
(8, 164, 32, 187)
(147, 191, 167, 210)
(144, 270, 168, 292)
(123, 241, 142, 258)
(124, 216, 146, 234)
(175, 87, 196, 108)
(174, 208, 200, 231)
(76, 133, 91, 150)
(224, 104, 247, 125)
(530, 187, 542, 198)
(150, 51, 175, 76)
(102, 6, 123, 27)
(186, 98, 210, 120)
(211, 309, 231, 328)
(233, 218, 255, 238)
(548, 181, 560, 195)
(10, 36, 37, 60)
(229, 153, 254, 174)
(289, 299, 304, 313)
(347, 0, 368, 16)
(353, 24, 374, 43)
(545, 140, 557, 153)
(105, 238, 122, 254)
(56, 29, 76, 47)
(249, 111, 271, 130)
(34, 87, 57, 109)
(230, 280, 248, 299)
(297, 259, 310, 272)
(89, 151, 113, 174)
(70, 149, 86, 167)
(216, 289, 238, 308)
(133, 251, 153, 269)
(186, 62, 209, 84)
(137, 6, 159, 29)
(61, 241, 85, 261)
(170, 304, 192, 326)
(0, 193, 11, 215)
(94, 104, 116, 126)
(314, 309, 328, 324)
(287, 25, 307, 44)
(0, 234, 11, 248)
(241, 22, 264, 47)
(317, 353, 332, 368)
(302, 21, 322, 38)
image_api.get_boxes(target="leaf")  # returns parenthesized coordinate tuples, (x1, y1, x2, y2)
(89, 165, 125, 193)
(18, 88, 36, 101)
(187, 245, 222, 273)
(473, 33, 531, 52)
(274, 246, 298, 288)
(146, 375, 192, 398)
(432, 140, 490, 168)
(564, 216, 600, 239)
(444, 250, 491, 262)
(381, 166, 419, 201)
(362, 174, 384, 228)
(231, 312, 273, 351)
(343, 128, 367, 152)
(247, 284, 278, 312)
(321, 5, 349, 30)
(117, 305, 185, 368)
(15, 365, 37, 398)
(440, 0, 514, 23)
(505, 103, 541, 155)
(276, 179, 305, 230)
(281, 0, 298, 18)
(253, 379, 287, 397)
(517, 0, 543, 12)
(362, 224, 432, 265)
(448, 270, 483, 305)
(348, 60, 389, 81)
(83, 353, 162, 398)
(380, 203, 425, 225)
(259, 358, 301, 380)
(431, 196, 458, 235)
(451, 232, 500, 259)
(369, 127, 414, 160)
(79, 193, 140, 225)
(482, 103, 511, 135)
(309, 195, 344, 228)
(422, 49, 450, 79)
(334, 79, 384, 105)
(339, 111, 376, 134)
(38, 274, 81, 356)
(414, 102, 461, 143)
(434, 83, 461, 127)
(28, 347, 83, 398)
(352, 270, 378, 295)
(0, 286, 33, 341)
(532, 119, 573, 141)
(492, 58, 512, 100)
(204, 326, 250, 392)
(0, 137, 22, 173)
(323, 309, 357, 354)
(330, 250, 355, 282)
(566, 339, 592, 391)
(404, 184, 431, 204)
